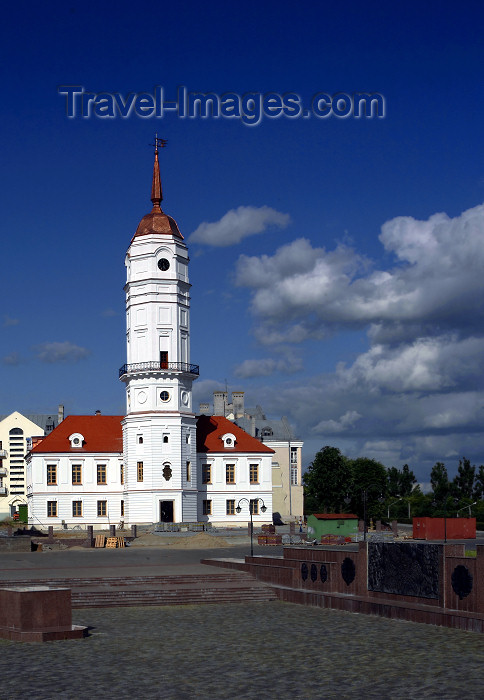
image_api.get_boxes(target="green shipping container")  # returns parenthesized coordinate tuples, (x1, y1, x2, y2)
(307, 513, 358, 540)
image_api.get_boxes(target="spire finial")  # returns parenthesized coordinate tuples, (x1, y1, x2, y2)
(149, 134, 167, 210)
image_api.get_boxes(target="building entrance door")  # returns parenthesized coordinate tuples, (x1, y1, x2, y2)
(160, 500, 174, 523)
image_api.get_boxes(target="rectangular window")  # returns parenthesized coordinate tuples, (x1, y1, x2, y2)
(249, 499, 259, 515)
(291, 447, 298, 485)
(97, 500, 107, 517)
(47, 501, 57, 517)
(202, 464, 211, 484)
(120, 464, 124, 485)
(249, 464, 259, 484)
(97, 464, 107, 485)
(72, 501, 82, 517)
(226, 464, 235, 484)
(137, 461, 143, 482)
(72, 464, 82, 485)
(226, 499, 235, 515)
(47, 464, 57, 485)
(121, 500, 124, 517)
(203, 499, 212, 515)
(186, 461, 191, 482)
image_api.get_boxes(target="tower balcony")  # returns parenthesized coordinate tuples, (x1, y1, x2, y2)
(119, 361, 200, 380)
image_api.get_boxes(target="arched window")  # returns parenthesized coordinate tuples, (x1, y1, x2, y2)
(9, 428, 23, 435)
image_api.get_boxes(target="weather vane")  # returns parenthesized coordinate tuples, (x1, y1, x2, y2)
(151, 133, 167, 152)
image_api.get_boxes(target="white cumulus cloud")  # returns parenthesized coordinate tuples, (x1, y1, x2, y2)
(313, 410, 362, 434)
(189, 205, 290, 247)
(235, 203, 484, 340)
(33, 341, 91, 364)
(229, 201, 484, 479)
(234, 356, 302, 378)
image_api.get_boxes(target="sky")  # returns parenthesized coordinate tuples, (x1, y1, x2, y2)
(2, 0, 484, 482)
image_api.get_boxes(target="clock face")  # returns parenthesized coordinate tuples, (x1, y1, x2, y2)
(158, 258, 170, 271)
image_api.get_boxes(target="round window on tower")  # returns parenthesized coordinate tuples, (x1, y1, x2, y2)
(160, 391, 170, 402)
(158, 258, 170, 272)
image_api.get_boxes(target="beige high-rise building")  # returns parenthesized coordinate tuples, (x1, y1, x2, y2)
(0, 408, 63, 520)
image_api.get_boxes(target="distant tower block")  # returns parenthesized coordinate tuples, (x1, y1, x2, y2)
(213, 391, 228, 416)
(232, 392, 245, 418)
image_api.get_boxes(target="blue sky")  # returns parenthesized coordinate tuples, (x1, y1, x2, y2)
(2, 0, 484, 481)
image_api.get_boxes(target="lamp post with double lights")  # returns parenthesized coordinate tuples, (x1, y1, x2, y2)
(236, 497, 267, 557)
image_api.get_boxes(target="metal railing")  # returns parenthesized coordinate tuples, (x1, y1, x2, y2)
(119, 361, 199, 378)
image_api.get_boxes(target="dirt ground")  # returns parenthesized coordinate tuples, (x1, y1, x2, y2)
(129, 531, 232, 548)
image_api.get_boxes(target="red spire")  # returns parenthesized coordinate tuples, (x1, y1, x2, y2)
(150, 136, 167, 211)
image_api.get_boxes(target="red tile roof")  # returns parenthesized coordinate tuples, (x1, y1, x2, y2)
(196, 415, 274, 454)
(312, 513, 358, 520)
(30, 415, 123, 454)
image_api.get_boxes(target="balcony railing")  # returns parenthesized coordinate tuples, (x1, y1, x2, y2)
(0, 468, 7, 477)
(119, 361, 200, 379)
(0, 449, 7, 458)
(0, 486, 7, 496)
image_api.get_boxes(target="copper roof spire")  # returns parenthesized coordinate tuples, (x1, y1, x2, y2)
(150, 135, 167, 211)
(132, 136, 183, 242)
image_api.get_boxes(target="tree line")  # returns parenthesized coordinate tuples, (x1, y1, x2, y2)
(303, 446, 484, 525)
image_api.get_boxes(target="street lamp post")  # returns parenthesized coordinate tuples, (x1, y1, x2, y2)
(360, 485, 384, 542)
(456, 502, 477, 517)
(387, 497, 404, 520)
(236, 497, 267, 557)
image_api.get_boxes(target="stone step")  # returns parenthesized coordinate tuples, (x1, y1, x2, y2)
(71, 586, 277, 608)
(0, 573, 252, 590)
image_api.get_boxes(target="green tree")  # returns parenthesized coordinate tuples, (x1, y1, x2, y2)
(386, 464, 417, 502)
(452, 457, 475, 501)
(399, 464, 417, 497)
(348, 457, 387, 521)
(473, 465, 484, 500)
(303, 446, 352, 514)
(386, 467, 401, 498)
(430, 461, 449, 506)
(410, 489, 434, 517)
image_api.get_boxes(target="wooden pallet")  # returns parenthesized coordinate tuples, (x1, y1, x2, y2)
(94, 535, 106, 548)
(106, 537, 118, 549)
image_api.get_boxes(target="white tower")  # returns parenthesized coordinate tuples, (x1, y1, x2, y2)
(120, 141, 199, 524)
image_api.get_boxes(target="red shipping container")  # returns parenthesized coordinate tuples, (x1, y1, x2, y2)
(413, 517, 476, 540)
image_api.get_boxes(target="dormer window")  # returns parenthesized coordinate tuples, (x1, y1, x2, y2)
(69, 433, 84, 449)
(221, 433, 236, 449)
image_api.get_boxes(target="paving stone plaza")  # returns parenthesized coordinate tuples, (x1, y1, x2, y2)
(0, 540, 483, 699)
(0, 600, 482, 699)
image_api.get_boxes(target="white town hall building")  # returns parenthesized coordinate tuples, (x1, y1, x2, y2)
(26, 144, 273, 527)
